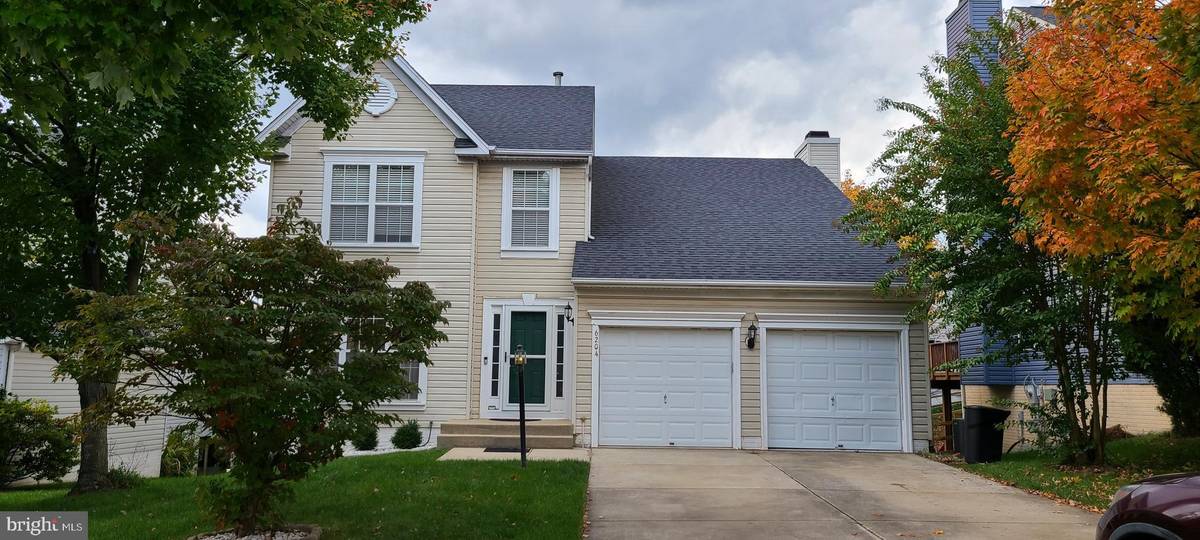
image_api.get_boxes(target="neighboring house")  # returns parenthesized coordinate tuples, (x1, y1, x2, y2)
(946, 0, 1171, 447)
(2, 341, 168, 479)
(259, 56, 932, 452)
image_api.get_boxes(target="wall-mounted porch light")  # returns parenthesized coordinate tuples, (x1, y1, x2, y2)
(564, 304, 575, 324)
(747, 323, 758, 350)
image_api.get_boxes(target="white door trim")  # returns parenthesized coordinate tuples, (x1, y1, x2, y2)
(759, 321, 912, 453)
(480, 298, 575, 420)
(589, 314, 742, 449)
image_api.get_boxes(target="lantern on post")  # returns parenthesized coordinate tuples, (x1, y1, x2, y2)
(513, 343, 529, 467)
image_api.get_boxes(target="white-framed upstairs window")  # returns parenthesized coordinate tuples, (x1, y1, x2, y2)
(322, 153, 423, 249)
(501, 166, 559, 258)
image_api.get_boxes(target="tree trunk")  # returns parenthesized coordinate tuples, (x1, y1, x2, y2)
(72, 378, 113, 493)
(69, 179, 112, 493)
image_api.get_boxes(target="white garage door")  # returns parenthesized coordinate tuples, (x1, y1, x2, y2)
(598, 327, 733, 447)
(765, 330, 903, 451)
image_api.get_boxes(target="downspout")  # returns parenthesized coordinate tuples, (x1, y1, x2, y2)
(467, 159, 479, 419)
(585, 155, 594, 240)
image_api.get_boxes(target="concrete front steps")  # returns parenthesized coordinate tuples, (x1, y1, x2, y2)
(437, 419, 575, 449)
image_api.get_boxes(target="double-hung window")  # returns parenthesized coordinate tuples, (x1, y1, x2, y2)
(501, 166, 559, 257)
(336, 322, 427, 407)
(323, 152, 423, 247)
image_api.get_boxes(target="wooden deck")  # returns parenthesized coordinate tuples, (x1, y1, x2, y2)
(929, 340, 961, 388)
(928, 340, 961, 451)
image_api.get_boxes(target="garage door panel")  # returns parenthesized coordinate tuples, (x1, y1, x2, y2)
(868, 364, 898, 382)
(766, 330, 904, 451)
(599, 327, 733, 447)
(834, 364, 864, 381)
(799, 393, 831, 414)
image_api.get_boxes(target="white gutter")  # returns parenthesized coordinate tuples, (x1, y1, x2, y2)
(490, 148, 593, 158)
(571, 277, 902, 289)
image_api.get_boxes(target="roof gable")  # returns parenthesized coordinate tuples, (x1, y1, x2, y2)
(257, 58, 597, 156)
(257, 57, 489, 155)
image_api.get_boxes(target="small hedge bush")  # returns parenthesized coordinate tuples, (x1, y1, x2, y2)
(0, 393, 79, 486)
(161, 423, 202, 477)
(391, 419, 423, 449)
(350, 425, 379, 451)
(101, 463, 144, 490)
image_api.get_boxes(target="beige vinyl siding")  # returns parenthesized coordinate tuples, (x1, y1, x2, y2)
(467, 161, 589, 417)
(1107, 385, 1171, 433)
(7, 347, 166, 479)
(575, 286, 930, 450)
(267, 61, 475, 423)
(964, 383, 1170, 450)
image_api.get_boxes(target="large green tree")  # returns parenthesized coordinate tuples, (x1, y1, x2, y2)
(0, 0, 429, 491)
(1007, 0, 1200, 436)
(842, 24, 1123, 464)
(51, 199, 449, 534)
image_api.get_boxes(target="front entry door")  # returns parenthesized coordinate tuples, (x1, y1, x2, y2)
(481, 301, 570, 419)
(505, 310, 549, 409)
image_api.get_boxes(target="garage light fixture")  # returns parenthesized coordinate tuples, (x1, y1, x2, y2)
(746, 323, 758, 349)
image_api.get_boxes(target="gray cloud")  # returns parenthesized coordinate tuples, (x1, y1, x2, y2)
(231, 0, 1045, 236)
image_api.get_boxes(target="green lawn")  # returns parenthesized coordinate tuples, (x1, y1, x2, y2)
(0, 450, 590, 539)
(951, 433, 1200, 511)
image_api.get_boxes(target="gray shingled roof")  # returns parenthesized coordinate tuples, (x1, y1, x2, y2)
(432, 84, 594, 153)
(572, 157, 898, 283)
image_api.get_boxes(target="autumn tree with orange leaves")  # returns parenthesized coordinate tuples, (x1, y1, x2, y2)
(1008, 0, 1200, 435)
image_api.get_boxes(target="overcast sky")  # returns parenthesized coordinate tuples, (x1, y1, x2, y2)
(228, 0, 1045, 236)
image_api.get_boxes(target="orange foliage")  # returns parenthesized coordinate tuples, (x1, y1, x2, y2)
(839, 174, 864, 202)
(1007, 0, 1200, 329)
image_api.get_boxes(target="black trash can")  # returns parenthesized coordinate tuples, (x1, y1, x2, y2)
(962, 405, 1010, 464)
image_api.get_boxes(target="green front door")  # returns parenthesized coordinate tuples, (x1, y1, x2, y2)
(508, 311, 547, 405)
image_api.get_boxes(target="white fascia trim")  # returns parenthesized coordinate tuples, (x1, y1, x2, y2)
(572, 278, 895, 289)
(381, 57, 491, 152)
(586, 310, 746, 324)
(256, 98, 308, 143)
(492, 148, 593, 158)
(756, 313, 909, 326)
(454, 146, 491, 156)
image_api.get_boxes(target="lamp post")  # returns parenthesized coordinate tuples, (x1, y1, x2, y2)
(513, 344, 528, 468)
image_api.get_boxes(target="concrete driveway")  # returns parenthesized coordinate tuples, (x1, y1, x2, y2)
(587, 449, 1098, 539)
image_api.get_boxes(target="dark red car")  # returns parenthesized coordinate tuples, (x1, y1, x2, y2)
(1097, 472, 1200, 540)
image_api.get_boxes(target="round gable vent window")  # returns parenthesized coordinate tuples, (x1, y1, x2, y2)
(364, 75, 397, 116)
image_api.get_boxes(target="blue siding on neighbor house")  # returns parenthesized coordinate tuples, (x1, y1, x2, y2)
(960, 324, 1152, 385)
(947, 1, 1151, 389)
(945, 0, 1002, 84)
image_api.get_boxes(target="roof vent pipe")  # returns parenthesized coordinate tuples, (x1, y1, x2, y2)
(553, 71, 563, 86)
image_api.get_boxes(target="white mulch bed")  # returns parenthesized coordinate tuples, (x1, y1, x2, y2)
(341, 442, 436, 457)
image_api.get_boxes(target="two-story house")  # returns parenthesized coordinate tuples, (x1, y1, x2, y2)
(258, 57, 931, 452)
